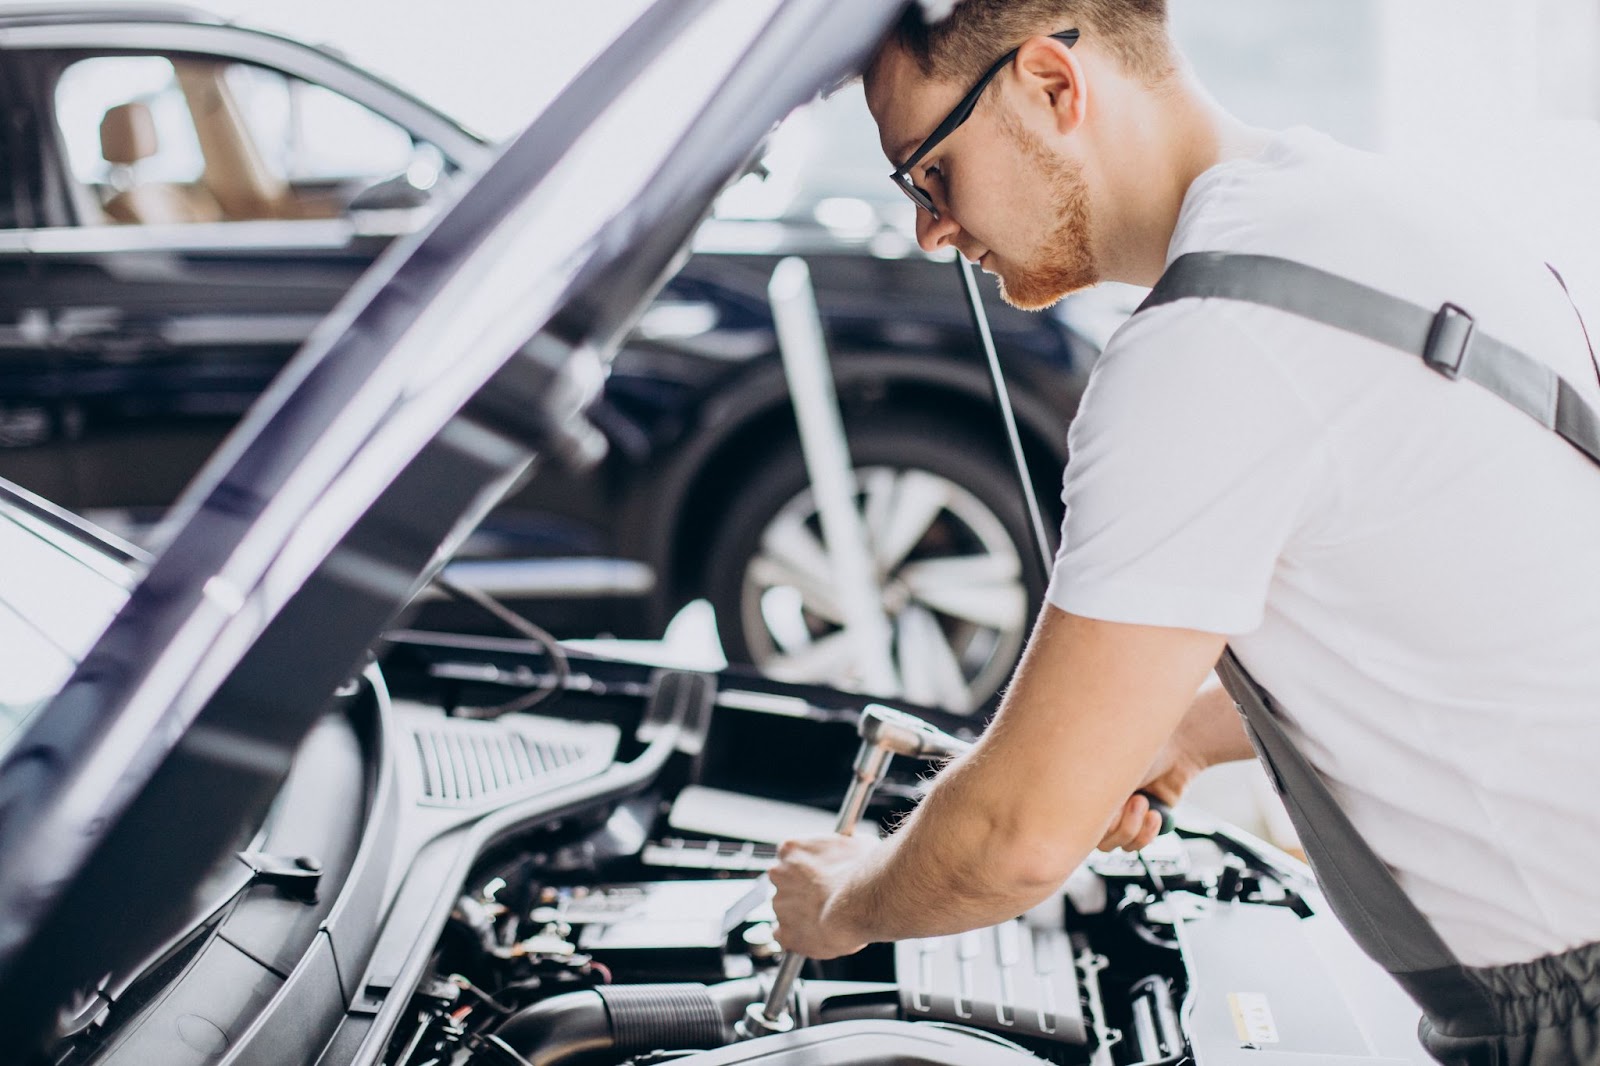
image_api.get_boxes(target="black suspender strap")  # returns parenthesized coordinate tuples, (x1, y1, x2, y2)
(1133, 252, 1600, 1030)
(1138, 252, 1600, 471)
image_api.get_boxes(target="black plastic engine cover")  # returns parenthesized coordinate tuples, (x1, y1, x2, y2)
(893, 920, 1087, 1045)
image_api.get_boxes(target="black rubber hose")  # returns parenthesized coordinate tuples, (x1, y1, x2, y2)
(493, 983, 733, 1066)
(489, 976, 900, 1065)
(490, 989, 616, 1066)
(600, 984, 725, 1055)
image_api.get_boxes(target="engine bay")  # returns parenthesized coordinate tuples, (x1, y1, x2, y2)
(374, 637, 1365, 1066)
(389, 780, 1318, 1066)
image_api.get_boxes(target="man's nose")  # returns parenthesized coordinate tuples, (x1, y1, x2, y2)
(915, 206, 962, 254)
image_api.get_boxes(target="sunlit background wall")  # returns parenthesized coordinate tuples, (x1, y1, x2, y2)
(41, 0, 1600, 249)
(138, 0, 1600, 291)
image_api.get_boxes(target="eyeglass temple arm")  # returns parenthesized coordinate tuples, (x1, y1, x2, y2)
(895, 28, 1079, 177)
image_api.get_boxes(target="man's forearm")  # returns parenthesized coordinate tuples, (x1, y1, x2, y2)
(835, 682, 1253, 944)
(828, 613, 1229, 946)
(833, 749, 1077, 945)
(779, 610, 1226, 957)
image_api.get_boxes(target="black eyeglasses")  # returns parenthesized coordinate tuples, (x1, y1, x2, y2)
(891, 28, 1080, 219)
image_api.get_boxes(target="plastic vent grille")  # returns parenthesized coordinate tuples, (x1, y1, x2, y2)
(410, 717, 615, 807)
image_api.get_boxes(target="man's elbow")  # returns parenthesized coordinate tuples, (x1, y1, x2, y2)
(982, 837, 1079, 905)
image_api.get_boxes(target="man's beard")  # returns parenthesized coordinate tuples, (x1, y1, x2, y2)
(991, 112, 1098, 310)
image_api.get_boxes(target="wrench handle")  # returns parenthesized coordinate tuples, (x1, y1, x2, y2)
(758, 953, 807, 1024)
(756, 746, 892, 1029)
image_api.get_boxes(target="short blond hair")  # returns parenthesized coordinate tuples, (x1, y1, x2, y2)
(884, 0, 1176, 87)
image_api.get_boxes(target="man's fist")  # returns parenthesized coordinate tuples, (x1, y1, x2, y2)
(1097, 790, 1174, 852)
(768, 833, 883, 960)
(1095, 741, 1200, 852)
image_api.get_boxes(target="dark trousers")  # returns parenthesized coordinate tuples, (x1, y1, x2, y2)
(1419, 940, 1600, 1065)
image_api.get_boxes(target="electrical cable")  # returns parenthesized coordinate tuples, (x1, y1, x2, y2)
(1116, 892, 1180, 951)
(450, 974, 517, 1016)
(1138, 852, 1168, 897)
(432, 576, 570, 716)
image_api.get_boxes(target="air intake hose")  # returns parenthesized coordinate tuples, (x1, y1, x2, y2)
(486, 976, 899, 1066)
(490, 981, 736, 1066)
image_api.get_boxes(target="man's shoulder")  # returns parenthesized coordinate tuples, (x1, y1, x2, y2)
(1079, 298, 1320, 441)
(1100, 294, 1290, 368)
(1171, 131, 1410, 269)
(1171, 127, 1525, 293)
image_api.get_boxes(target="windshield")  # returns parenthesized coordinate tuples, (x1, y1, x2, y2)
(0, 491, 134, 756)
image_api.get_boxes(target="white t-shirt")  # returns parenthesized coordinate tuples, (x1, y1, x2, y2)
(1046, 127, 1600, 968)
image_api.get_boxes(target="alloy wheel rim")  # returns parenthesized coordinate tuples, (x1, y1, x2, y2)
(737, 466, 1028, 715)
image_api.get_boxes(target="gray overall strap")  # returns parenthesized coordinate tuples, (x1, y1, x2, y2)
(1132, 251, 1600, 1029)
(1139, 252, 1600, 471)
(1214, 650, 1498, 1025)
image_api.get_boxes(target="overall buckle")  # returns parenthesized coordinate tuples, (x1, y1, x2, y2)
(1423, 302, 1475, 379)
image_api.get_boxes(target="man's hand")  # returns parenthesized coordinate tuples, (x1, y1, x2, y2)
(1097, 684, 1255, 852)
(1095, 742, 1203, 852)
(769, 833, 884, 960)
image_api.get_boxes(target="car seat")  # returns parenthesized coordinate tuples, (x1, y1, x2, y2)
(173, 59, 290, 220)
(98, 101, 223, 225)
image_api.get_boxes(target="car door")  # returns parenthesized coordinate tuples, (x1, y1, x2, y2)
(0, 20, 482, 530)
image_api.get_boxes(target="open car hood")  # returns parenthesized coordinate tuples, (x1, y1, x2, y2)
(0, 0, 908, 1043)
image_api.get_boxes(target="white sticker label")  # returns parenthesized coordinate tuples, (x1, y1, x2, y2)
(1229, 992, 1280, 1044)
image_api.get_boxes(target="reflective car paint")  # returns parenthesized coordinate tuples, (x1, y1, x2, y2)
(0, 0, 910, 1048)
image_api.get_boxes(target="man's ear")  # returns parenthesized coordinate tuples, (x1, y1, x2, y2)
(1013, 34, 1086, 134)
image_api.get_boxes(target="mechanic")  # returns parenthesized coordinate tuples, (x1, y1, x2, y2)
(768, 2, 1600, 1060)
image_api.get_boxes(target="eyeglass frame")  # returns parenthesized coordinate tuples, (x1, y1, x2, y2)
(890, 28, 1080, 220)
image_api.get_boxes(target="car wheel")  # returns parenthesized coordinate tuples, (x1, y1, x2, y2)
(705, 421, 1044, 715)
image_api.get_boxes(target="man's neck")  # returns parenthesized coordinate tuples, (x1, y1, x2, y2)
(1087, 73, 1269, 287)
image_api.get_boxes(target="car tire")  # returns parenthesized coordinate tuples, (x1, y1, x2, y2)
(705, 418, 1047, 716)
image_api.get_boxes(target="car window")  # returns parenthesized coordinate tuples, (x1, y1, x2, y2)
(52, 52, 440, 226)
(56, 55, 205, 187)
(224, 64, 419, 185)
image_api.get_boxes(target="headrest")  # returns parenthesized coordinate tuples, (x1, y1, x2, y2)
(100, 102, 158, 166)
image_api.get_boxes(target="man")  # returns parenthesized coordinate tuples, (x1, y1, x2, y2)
(769, 1, 1600, 1058)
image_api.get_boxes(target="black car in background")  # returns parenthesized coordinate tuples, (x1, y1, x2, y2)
(0, 2, 1103, 713)
(0, 3, 1429, 1061)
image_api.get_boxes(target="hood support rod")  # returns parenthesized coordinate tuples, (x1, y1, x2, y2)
(955, 257, 1056, 584)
